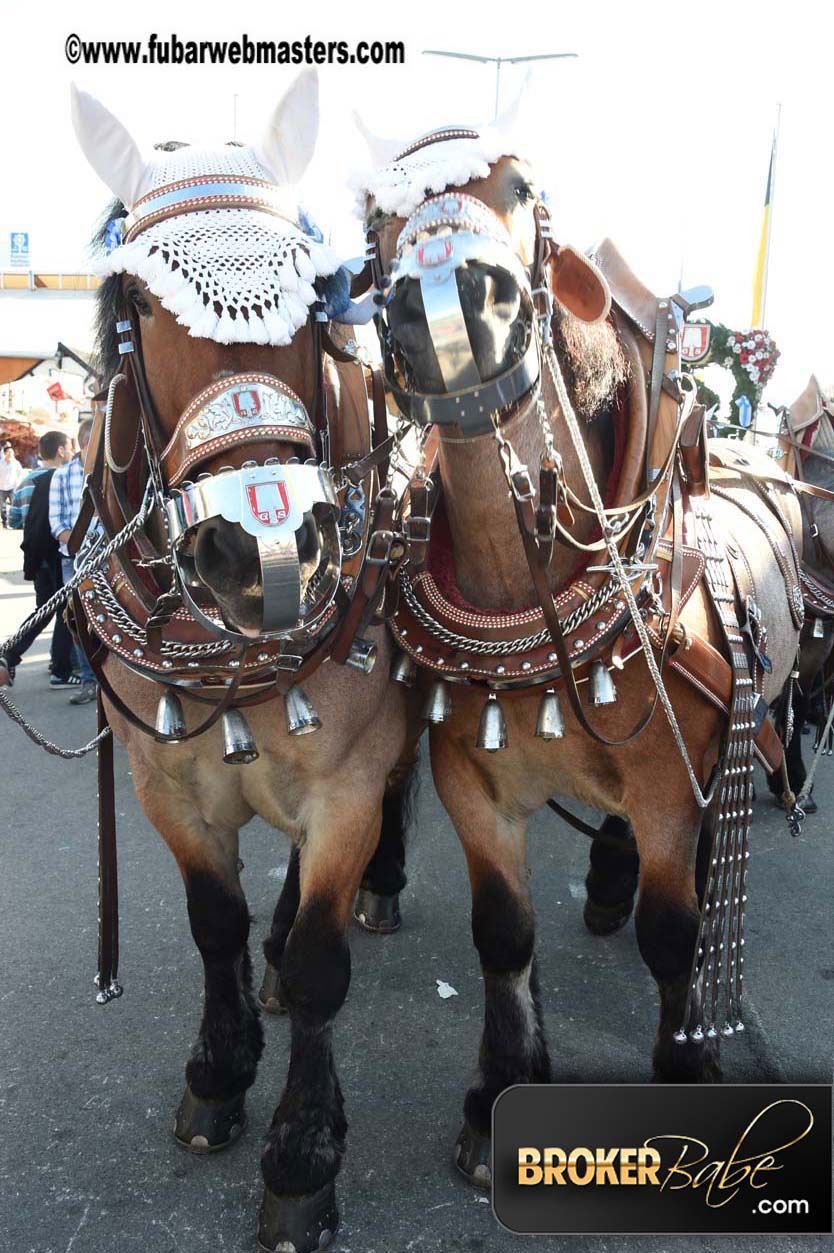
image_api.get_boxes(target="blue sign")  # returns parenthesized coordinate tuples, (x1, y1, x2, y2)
(9, 231, 29, 268)
(735, 394, 753, 428)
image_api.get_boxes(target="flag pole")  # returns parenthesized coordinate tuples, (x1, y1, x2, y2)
(754, 103, 781, 329)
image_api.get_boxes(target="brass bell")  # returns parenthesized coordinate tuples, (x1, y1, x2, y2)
(589, 661, 618, 706)
(391, 650, 417, 686)
(221, 709, 259, 765)
(476, 692, 508, 752)
(535, 688, 565, 740)
(155, 689, 186, 741)
(813, 617, 826, 639)
(284, 684, 322, 736)
(345, 636, 378, 674)
(423, 678, 452, 724)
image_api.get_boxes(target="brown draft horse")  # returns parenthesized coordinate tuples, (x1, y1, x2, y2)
(72, 75, 415, 1251)
(362, 141, 804, 1182)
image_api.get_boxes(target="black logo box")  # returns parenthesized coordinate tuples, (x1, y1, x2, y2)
(492, 1084, 832, 1235)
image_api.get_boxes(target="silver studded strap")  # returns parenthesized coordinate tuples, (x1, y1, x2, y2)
(675, 499, 756, 1044)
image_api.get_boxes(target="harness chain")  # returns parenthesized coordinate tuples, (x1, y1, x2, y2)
(398, 564, 622, 656)
(0, 484, 156, 756)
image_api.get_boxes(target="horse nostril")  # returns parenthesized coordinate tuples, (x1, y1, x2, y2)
(195, 520, 253, 585)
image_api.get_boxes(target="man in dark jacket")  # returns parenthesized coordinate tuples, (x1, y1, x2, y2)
(0, 431, 76, 687)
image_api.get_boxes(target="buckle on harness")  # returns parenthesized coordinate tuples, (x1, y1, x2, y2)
(511, 467, 536, 502)
(366, 529, 397, 566)
(404, 514, 431, 544)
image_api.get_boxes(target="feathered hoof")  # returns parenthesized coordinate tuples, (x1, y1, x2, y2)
(173, 1085, 246, 1153)
(257, 1181, 339, 1253)
(353, 888, 401, 934)
(258, 962, 289, 1015)
(453, 1121, 492, 1189)
(583, 896, 634, 936)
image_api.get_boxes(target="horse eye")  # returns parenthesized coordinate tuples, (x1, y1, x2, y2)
(128, 284, 152, 317)
(514, 183, 534, 206)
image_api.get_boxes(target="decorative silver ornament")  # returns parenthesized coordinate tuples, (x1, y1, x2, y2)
(476, 692, 508, 752)
(535, 689, 565, 740)
(155, 690, 186, 741)
(221, 709, 259, 764)
(284, 685, 321, 736)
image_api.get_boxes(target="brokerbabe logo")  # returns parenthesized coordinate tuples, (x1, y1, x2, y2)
(492, 1084, 832, 1235)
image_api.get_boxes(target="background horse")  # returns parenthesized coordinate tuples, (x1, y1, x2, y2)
(762, 378, 834, 810)
(72, 74, 414, 1252)
(358, 120, 803, 1184)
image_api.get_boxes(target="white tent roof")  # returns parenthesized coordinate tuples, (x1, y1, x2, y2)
(0, 291, 97, 361)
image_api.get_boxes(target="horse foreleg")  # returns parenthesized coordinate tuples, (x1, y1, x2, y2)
(432, 751, 549, 1190)
(258, 798, 380, 1253)
(632, 802, 721, 1084)
(354, 746, 419, 934)
(141, 799, 264, 1153)
(583, 815, 640, 935)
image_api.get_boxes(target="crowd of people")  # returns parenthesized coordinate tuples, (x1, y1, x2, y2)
(0, 425, 97, 705)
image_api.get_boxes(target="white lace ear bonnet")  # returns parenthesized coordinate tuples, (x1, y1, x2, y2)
(71, 72, 348, 346)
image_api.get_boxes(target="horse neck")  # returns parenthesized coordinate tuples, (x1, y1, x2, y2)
(436, 374, 610, 611)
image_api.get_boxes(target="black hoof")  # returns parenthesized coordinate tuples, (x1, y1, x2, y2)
(258, 961, 289, 1015)
(800, 794, 818, 814)
(257, 1182, 339, 1253)
(453, 1121, 491, 1189)
(173, 1085, 246, 1153)
(583, 896, 633, 936)
(353, 888, 401, 934)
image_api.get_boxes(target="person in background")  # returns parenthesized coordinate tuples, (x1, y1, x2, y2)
(0, 431, 77, 688)
(49, 419, 97, 706)
(0, 442, 23, 527)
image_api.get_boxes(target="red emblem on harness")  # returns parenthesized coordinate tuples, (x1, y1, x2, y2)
(681, 323, 711, 364)
(418, 238, 453, 268)
(246, 480, 290, 526)
(232, 387, 261, 419)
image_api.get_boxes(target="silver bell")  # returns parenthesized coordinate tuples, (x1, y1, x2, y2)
(284, 684, 322, 736)
(813, 617, 826, 639)
(589, 661, 618, 706)
(391, 650, 417, 686)
(476, 692, 508, 752)
(423, 678, 452, 724)
(535, 688, 565, 740)
(155, 689, 186, 741)
(345, 636, 378, 674)
(222, 709, 259, 765)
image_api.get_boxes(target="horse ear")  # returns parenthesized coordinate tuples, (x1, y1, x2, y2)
(70, 84, 148, 209)
(551, 245, 611, 324)
(258, 69, 319, 185)
(353, 112, 403, 168)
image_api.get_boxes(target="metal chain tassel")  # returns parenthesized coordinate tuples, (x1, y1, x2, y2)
(675, 500, 754, 1044)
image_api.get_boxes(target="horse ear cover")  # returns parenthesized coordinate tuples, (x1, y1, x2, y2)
(550, 245, 611, 325)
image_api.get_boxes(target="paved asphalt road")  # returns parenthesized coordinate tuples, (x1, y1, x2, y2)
(0, 529, 831, 1253)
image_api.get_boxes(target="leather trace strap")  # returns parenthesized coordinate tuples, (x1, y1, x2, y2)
(96, 692, 121, 1004)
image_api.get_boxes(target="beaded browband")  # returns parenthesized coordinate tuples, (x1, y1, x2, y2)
(124, 175, 298, 243)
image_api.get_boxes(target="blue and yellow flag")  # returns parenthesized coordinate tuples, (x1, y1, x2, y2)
(751, 137, 775, 327)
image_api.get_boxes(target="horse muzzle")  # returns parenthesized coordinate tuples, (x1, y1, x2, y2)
(161, 374, 342, 639)
(380, 191, 540, 434)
